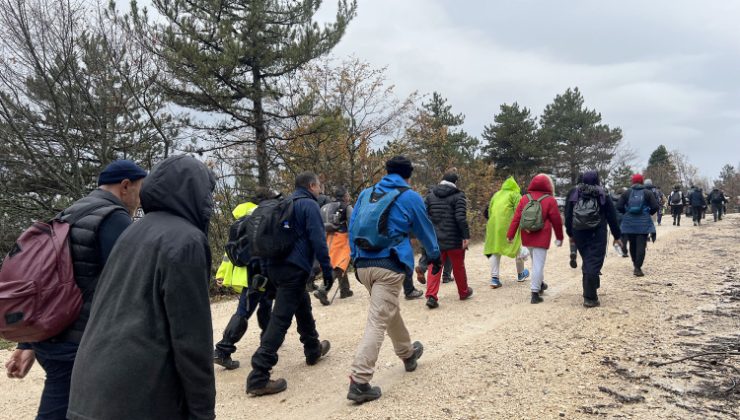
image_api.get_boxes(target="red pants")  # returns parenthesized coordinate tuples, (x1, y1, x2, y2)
(425, 248, 469, 300)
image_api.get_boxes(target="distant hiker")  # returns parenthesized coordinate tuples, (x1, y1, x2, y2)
(507, 174, 564, 304)
(610, 188, 629, 256)
(246, 172, 333, 396)
(213, 191, 279, 370)
(314, 186, 354, 305)
(668, 185, 685, 226)
(645, 180, 665, 226)
(616, 174, 660, 277)
(565, 171, 622, 307)
(67, 156, 215, 420)
(423, 172, 474, 308)
(688, 186, 707, 226)
(4, 160, 146, 420)
(483, 176, 530, 288)
(347, 156, 441, 403)
(709, 188, 727, 222)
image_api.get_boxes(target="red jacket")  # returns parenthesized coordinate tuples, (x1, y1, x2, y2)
(507, 174, 564, 249)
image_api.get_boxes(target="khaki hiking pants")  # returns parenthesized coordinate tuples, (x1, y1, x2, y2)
(350, 267, 415, 384)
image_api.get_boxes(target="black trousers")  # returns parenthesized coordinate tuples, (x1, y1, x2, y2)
(692, 206, 704, 224)
(624, 234, 648, 269)
(215, 289, 273, 357)
(671, 205, 683, 225)
(574, 227, 608, 300)
(248, 263, 321, 388)
(712, 204, 722, 221)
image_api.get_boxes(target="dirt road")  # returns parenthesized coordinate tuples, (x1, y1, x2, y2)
(3, 215, 739, 419)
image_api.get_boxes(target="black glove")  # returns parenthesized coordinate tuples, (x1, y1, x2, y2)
(429, 257, 443, 276)
(323, 272, 334, 292)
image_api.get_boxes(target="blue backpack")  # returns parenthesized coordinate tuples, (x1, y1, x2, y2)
(627, 189, 645, 215)
(350, 186, 409, 251)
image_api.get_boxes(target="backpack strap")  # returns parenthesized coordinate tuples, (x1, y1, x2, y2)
(56, 202, 123, 226)
(536, 194, 549, 202)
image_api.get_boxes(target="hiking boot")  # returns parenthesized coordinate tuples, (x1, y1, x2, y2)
(247, 378, 288, 396)
(306, 281, 318, 292)
(426, 296, 439, 309)
(460, 287, 474, 300)
(314, 288, 331, 306)
(306, 340, 331, 366)
(634, 268, 644, 277)
(415, 266, 426, 284)
(490, 277, 502, 289)
(214, 350, 240, 370)
(442, 276, 454, 284)
(569, 253, 578, 268)
(347, 380, 382, 404)
(531, 292, 543, 304)
(340, 289, 354, 299)
(583, 298, 600, 308)
(517, 269, 530, 282)
(539, 282, 548, 295)
(405, 289, 423, 300)
(403, 341, 424, 372)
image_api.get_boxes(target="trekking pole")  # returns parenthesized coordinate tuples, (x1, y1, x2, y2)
(329, 284, 340, 305)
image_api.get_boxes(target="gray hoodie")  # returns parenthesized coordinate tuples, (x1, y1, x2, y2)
(68, 155, 217, 420)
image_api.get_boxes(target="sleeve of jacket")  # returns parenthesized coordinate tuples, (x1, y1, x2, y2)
(603, 198, 621, 239)
(507, 197, 526, 240)
(408, 193, 440, 261)
(547, 197, 564, 241)
(454, 192, 470, 240)
(645, 190, 660, 215)
(305, 201, 332, 278)
(215, 254, 230, 279)
(616, 191, 628, 214)
(162, 240, 216, 420)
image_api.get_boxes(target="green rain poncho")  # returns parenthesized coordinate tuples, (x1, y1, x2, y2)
(483, 177, 522, 258)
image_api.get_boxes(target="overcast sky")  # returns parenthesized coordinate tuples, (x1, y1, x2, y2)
(124, 0, 740, 181)
(315, 0, 740, 181)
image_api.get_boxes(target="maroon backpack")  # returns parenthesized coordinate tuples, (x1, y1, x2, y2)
(0, 216, 85, 342)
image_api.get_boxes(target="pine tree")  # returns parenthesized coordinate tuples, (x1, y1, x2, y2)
(482, 103, 543, 184)
(130, 0, 357, 187)
(539, 87, 622, 190)
(645, 145, 678, 188)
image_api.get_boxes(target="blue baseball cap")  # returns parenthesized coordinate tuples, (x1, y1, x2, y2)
(98, 160, 148, 186)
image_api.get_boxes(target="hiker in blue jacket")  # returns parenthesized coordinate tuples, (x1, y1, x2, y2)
(346, 156, 441, 404)
(616, 174, 660, 277)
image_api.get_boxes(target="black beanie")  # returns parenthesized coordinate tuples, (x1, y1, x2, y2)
(385, 156, 413, 179)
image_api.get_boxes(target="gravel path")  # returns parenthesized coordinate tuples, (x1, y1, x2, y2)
(3, 215, 738, 419)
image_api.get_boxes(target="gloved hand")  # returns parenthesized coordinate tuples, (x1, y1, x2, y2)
(323, 272, 334, 292)
(429, 257, 443, 276)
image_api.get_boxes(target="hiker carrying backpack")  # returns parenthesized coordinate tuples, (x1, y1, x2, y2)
(572, 187, 602, 230)
(670, 190, 684, 206)
(350, 185, 409, 251)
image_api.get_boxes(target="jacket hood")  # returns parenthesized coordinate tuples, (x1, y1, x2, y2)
(140, 155, 216, 232)
(432, 183, 459, 198)
(232, 202, 257, 219)
(528, 174, 554, 194)
(378, 173, 410, 190)
(500, 177, 520, 194)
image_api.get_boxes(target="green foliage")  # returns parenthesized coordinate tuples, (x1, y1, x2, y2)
(645, 144, 678, 188)
(482, 102, 544, 184)
(539, 87, 622, 191)
(609, 163, 634, 191)
(130, 0, 357, 186)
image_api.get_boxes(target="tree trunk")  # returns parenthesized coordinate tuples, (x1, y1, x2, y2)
(252, 68, 269, 188)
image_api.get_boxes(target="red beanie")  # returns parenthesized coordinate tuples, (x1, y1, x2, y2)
(631, 174, 644, 184)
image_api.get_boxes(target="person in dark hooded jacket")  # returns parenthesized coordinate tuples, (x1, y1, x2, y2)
(67, 155, 217, 420)
(565, 171, 622, 307)
(688, 187, 707, 225)
(423, 172, 473, 308)
(616, 174, 659, 277)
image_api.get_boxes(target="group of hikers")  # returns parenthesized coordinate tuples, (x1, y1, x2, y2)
(0, 154, 730, 419)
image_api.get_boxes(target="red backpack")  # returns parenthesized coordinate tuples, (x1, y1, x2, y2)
(0, 216, 84, 342)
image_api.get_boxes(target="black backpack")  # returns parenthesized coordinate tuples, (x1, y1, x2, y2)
(244, 197, 300, 259)
(670, 191, 683, 205)
(572, 190, 602, 230)
(225, 215, 252, 267)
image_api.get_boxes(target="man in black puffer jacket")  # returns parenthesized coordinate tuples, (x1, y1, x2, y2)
(423, 172, 473, 309)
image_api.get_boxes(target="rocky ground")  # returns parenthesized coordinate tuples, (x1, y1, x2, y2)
(2, 214, 738, 419)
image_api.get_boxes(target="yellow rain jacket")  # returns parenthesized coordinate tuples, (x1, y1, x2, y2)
(217, 202, 258, 293)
